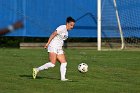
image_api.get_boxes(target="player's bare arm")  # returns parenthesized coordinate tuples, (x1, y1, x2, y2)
(44, 31, 58, 48)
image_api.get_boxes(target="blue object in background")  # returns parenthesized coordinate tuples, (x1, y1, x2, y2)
(0, 0, 140, 38)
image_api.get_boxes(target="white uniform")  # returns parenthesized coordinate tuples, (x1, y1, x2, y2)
(48, 25, 68, 54)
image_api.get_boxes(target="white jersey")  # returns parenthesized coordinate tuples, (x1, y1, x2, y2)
(49, 25, 68, 48)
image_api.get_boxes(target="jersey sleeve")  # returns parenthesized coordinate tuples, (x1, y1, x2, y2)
(56, 25, 65, 34)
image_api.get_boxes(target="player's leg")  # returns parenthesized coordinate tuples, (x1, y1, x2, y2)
(33, 46, 57, 79)
(57, 53, 68, 81)
(37, 52, 56, 70)
(33, 52, 56, 79)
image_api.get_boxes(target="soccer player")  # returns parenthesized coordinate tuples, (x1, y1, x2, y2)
(0, 21, 23, 35)
(33, 17, 75, 81)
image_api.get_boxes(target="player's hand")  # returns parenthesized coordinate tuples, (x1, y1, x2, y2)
(12, 21, 24, 30)
(44, 43, 49, 49)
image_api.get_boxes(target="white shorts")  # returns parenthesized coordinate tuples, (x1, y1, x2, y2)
(48, 46, 64, 55)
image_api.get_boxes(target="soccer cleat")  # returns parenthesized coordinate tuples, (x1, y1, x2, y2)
(61, 78, 69, 81)
(33, 68, 39, 79)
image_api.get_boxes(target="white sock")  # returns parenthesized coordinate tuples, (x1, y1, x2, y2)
(37, 62, 55, 71)
(60, 62, 67, 80)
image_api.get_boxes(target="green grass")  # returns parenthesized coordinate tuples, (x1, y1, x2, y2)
(0, 48, 140, 93)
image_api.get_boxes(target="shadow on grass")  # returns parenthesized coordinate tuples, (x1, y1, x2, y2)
(19, 75, 46, 79)
(19, 75, 62, 81)
(19, 75, 79, 82)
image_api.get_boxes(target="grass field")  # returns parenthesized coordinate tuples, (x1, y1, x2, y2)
(0, 48, 140, 93)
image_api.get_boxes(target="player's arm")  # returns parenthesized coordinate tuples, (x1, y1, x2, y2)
(44, 31, 58, 48)
(0, 21, 23, 35)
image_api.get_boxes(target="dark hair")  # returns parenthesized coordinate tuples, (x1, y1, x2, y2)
(66, 16, 75, 23)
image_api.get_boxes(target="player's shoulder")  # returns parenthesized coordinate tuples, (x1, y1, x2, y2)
(57, 25, 66, 29)
(56, 25, 67, 32)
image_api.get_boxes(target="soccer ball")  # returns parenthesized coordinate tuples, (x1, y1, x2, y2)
(78, 63, 88, 73)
